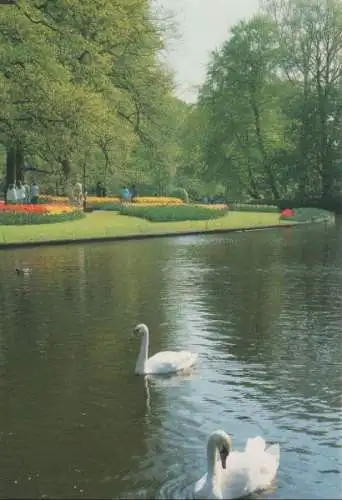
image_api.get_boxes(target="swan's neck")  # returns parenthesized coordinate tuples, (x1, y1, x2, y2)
(135, 330, 149, 374)
(207, 440, 220, 481)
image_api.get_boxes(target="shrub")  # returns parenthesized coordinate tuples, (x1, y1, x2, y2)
(230, 203, 279, 213)
(118, 205, 227, 222)
(242, 197, 342, 214)
(279, 207, 333, 222)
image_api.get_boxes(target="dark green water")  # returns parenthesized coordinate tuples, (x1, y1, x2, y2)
(0, 221, 341, 499)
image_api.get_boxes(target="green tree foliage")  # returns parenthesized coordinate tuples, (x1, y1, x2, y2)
(263, 0, 342, 200)
(2, 0, 341, 207)
(187, 0, 342, 205)
(0, 0, 178, 194)
(199, 15, 289, 199)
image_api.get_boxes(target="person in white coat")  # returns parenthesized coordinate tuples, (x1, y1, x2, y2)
(6, 184, 17, 204)
(16, 181, 26, 204)
(23, 182, 30, 203)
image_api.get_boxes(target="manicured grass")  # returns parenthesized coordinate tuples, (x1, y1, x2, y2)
(0, 211, 287, 246)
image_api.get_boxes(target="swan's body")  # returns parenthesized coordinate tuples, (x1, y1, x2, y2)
(16, 267, 31, 276)
(133, 323, 198, 375)
(194, 430, 280, 500)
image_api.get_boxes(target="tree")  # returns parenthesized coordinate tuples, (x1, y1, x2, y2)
(0, 0, 179, 194)
(197, 15, 289, 199)
(189, 0, 342, 206)
(262, 0, 342, 199)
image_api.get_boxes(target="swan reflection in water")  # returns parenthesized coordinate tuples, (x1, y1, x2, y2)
(141, 366, 197, 416)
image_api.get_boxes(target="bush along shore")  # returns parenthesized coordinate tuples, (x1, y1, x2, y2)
(279, 207, 334, 223)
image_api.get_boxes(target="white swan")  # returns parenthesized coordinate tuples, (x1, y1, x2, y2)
(194, 430, 280, 499)
(16, 267, 31, 276)
(132, 323, 198, 375)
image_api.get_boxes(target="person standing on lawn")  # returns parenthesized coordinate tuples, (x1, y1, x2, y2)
(30, 181, 39, 204)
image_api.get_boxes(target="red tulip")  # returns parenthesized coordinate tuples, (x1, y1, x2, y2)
(281, 208, 294, 217)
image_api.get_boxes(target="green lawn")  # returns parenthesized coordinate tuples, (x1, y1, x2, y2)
(0, 211, 288, 246)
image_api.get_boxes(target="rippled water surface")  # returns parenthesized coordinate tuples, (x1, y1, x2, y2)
(0, 221, 341, 499)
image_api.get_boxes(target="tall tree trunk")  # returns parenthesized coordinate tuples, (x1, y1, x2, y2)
(298, 70, 310, 199)
(247, 160, 260, 199)
(5, 144, 25, 200)
(315, 46, 334, 199)
(15, 145, 24, 183)
(61, 158, 72, 199)
(5, 147, 16, 202)
(250, 92, 279, 199)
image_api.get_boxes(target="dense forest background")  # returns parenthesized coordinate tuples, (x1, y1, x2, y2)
(1, 0, 341, 209)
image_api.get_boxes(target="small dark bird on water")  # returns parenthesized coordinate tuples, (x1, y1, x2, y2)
(16, 267, 31, 276)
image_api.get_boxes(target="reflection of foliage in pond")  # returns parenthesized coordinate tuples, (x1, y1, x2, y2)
(185, 225, 341, 408)
(0, 239, 174, 489)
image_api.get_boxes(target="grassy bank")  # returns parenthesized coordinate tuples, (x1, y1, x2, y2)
(0, 211, 287, 246)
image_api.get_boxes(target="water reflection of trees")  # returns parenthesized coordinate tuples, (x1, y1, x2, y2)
(0, 225, 341, 495)
(177, 227, 341, 410)
(0, 240, 176, 497)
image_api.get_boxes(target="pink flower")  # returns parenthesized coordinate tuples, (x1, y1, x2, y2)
(281, 208, 294, 217)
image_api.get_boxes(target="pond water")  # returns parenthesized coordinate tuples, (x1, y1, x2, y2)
(0, 221, 341, 499)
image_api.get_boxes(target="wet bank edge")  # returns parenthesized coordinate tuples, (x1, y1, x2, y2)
(0, 219, 329, 250)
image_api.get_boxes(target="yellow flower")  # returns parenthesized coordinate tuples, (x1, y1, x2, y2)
(135, 197, 183, 205)
(45, 204, 77, 215)
(87, 196, 121, 204)
(194, 204, 228, 210)
(39, 195, 184, 206)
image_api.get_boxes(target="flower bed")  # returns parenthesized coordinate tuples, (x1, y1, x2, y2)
(0, 203, 84, 225)
(87, 196, 184, 208)
(38, 196, 69, 204)
(194, 203, 229, 210)
(134, 196, 184, 205)
(118, 204, 228, 222)
(39, 195, 184, 207)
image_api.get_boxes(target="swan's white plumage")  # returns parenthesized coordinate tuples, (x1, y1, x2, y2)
(142, 350, 198, 374)
(133, 323, 198, 375)
(194, 431, 280, 500)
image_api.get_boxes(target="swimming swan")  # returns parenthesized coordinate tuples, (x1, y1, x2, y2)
(194, 430, 280, 499)
(133, 323, 198, 375)
(16, 267, 31, 276)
